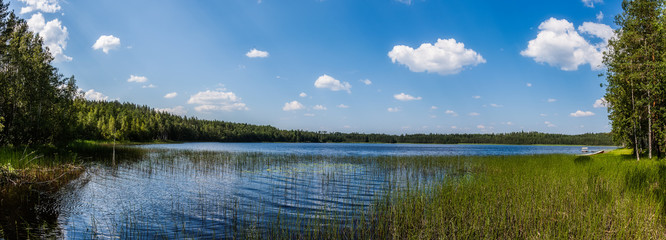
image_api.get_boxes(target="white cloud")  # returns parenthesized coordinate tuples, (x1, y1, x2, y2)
(396, 0, 411, 4)
(596, 11, 604, 22)
(540, 113, 548, 117)
(445, 110, 458, 117)
(472, 95, 481, 99)
(304, 113, 315, 117)
(388, 38, 486, 75)
(314, 75, 351, 93)
(469, 112, 480, 116)
(477, 125, 486, 129)
(92, 35, 121, 54)
(164, 92, 178, 99)
(570, 110, 595, 117)
(299, 92, 307, 98)
(526, 83, 532, 87)
(582, 0, 603, 8)
(431, 106, 438, 110)
(26, 13, 71, 62)
(578, 22, 614, 42)
(451, 126, 458, 129)
(394, 93, 422, 101)
(283, 101, 305, 111)
(127, 75, 148, 83)
(337, 104, 349, 109)
(155, 106, 187, 116)
(547, 98, 557, 103)
(490, 103, 503, 108)
(545, 121, 556, 127)
(506, 121, 513, 125)
(188, 90, 248, 112)
(142, 84, 156, 89)
(19, 0, 60, 14)
(246, 48, 269, 58)
(361, 79, 372, 85)
(521, 18, 611, 71)
(388, 107, 400, 112)
(313, 105, 327, 110)
(82, 89, 108, 101)
(593, 98, 608, 108)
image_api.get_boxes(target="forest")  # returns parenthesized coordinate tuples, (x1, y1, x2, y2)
(0, 0, 613, 149)
(71, 100, 614, 145)
(604, 0, 666, 159)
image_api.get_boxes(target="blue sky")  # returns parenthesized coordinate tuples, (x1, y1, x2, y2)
(10, 0, 620, 134)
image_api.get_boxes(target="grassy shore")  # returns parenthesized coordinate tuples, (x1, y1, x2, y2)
(0, 141, 120, 186)
(351, 149, 665, 239)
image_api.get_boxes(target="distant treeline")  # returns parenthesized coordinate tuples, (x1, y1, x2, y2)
(72, 100, 614, 146)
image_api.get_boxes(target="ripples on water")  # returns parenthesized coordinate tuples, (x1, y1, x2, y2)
(1, 143, 615, 239)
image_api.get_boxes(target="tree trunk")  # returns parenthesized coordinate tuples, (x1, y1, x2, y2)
(648, 96, 652, 159)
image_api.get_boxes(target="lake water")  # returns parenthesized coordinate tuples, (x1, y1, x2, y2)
(139, 142, 613, 156)
(1, 143, 615, 239)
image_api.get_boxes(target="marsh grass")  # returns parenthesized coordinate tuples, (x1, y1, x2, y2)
(7, 146, 666, 239)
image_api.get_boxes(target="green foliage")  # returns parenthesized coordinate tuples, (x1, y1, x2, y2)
(604, 0, 666, 158)
(0, 0, 77, 147)
(71, 99, 614, 145)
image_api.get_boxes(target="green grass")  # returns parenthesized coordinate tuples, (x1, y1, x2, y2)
(356, 150, 666, 239)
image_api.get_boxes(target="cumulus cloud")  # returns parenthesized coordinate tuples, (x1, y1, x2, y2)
(142, 84, 156, 89)
(92, 35, 121, 54)
(545, 121, 556, 127)
(188, 90, 248, 112)
(337, 104, 349, 109)
(570, 110, 595, 117)
(445, 110, 458, 117)
(578, 22, 614, 42)
(313, 105, 327, 110)
(283, 101, 305, 111)
(431, 106, 438, 110)
(527, 83, 532, 87)
(26, 13, 71, 62)
(388, 107, 400, 112)
(361, 79, 372, 85)
(19, 0, 60, 14)
(164, 92, 178, 99)
(582, 0, 603, 8)
(299, 92, 307, 98)
(548, 98, 557, 103)
(82, 89, 108, 101)
(127, 75, 148, 83)
(521, 18, 612, 71)
(593, 98, 608, 108)
(388, 38, 486, 75)
(394, 93, 422, 101)
(246, 48, 269, 58)
(314, 75, 351, 93)
(155, 106, 187, 116)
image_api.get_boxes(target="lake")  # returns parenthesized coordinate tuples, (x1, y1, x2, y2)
(0, 143, 615, 239)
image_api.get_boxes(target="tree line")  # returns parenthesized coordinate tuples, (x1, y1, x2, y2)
(604, 0, 666, 159)
(0, 0, 613, 148)
(71, 99, 613, 145)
